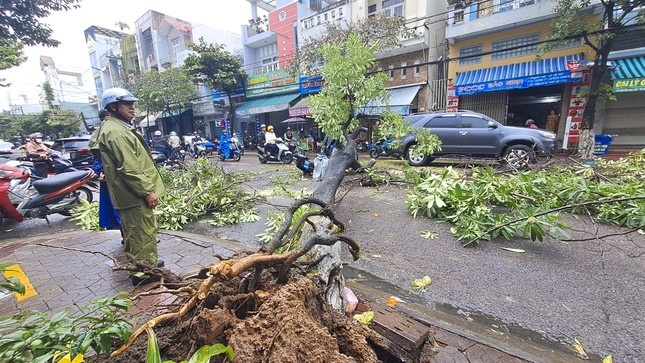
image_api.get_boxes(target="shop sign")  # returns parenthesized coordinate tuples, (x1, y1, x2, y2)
(246, 69, 299, 98)
(299, 75, 324, 95)
(456, 71, 581, 95)
(613, 77, 645, 93)
(446, 84, 459, 112)
(193, 101, 215, 116)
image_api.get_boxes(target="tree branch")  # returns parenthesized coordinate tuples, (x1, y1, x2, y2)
(463, 196, 645, 247)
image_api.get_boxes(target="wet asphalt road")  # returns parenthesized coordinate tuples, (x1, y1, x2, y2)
(3, 152, 643, 362)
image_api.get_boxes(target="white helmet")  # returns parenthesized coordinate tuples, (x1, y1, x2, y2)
(100, 87, 138, 109)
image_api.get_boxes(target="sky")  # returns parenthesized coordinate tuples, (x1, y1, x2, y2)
(0, 0, 259, 112)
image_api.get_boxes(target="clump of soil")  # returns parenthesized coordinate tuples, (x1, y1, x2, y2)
(88, 271, 381, 363)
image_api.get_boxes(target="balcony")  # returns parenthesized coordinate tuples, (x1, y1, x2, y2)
(243, 24, 276, 49)
(447, 0, 557, 41)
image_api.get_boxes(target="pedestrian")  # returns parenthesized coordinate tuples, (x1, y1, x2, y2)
(545, 110, 559, 132)
(91, 87, 166, 285)
(90, 110, 122, 238)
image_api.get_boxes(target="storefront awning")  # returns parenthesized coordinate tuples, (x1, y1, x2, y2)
(611, 56, 645, 79)
(455, 54, 583, 96)
(236, 93, 300, 116)
(289, 97, 310, 117)
(357, 85, 420, 116)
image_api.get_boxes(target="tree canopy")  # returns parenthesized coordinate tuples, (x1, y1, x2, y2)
(131, 68, 198, 115)
(0, 0, 82, 73)
(183, 38, 248, 126)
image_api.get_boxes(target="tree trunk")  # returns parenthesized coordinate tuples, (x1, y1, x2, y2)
(304, 141, 361, 309)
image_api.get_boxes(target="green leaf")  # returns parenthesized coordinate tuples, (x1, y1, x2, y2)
(187, 344, 235, 363)
(146, 328, 162, 363)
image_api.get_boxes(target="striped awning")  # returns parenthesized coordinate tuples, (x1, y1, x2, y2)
(455, 54, 583, 95)
(236, 93, 300, 116)
(611, 56, 645, 79)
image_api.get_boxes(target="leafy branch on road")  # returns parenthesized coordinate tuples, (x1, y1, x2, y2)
(405, 150, 645, 245)
(71, 158, 262, 231)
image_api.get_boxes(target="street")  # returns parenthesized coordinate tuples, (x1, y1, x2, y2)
(2, 151, 643, 362)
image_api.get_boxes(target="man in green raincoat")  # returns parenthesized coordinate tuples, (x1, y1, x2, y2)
(92, 87, 166, 285)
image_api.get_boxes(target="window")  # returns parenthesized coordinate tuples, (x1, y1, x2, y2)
(324, 13, 328, 21)
(331, 10, 335, 18)
(424, 115, 458, 128)
(316, 16, 320, 25)
(401, 62, 407, 79)
(171, 38, 181, 59)
(459, 45, 483, 65)
(549, 31, 583, 50)
(388, 65, 394, 80)
(382, 0, 404, 17)
(460, 115, 489, 128)
(338, 7, 343, 17)
(368, 4, 377, 13)
(492, 34, 539, 60)
(414, 60, 420, 76)
(453, 9, 464, 23)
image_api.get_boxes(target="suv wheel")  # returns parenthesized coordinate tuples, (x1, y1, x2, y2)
(406, 144, 430, 166)
(503, 145, 534, 169)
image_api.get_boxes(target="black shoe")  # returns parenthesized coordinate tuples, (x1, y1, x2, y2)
(157, 260, 164, 268)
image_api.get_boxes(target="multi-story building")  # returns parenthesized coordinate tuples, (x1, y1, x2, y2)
(40, 55, 100, 129)
(353, 0, 448, 120)
(238, 0, 449, 141)
(445, 0, 597, 150)
(84, 26, 128, 103)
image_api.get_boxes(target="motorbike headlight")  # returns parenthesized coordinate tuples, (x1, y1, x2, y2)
(538, 130, 556, 140)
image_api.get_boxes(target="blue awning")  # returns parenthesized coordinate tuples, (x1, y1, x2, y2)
(236, 93, 300, 116)
(611, 56, 645, 79)
(455, 54, 583, 95)
(358, 85, 421, 116)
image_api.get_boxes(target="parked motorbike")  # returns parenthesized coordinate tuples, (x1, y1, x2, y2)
(0, 163, 94, 224)
(218, 141, 241, 162)
(293, 151, 314, 175)
(257, 138, 293, 164)
(17, 151, 77, 178)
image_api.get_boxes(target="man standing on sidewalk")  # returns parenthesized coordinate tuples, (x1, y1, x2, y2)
(92, 87, 166, 285)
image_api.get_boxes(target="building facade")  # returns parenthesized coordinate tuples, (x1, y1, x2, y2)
(445, 0, 598, 150)
(84, 26, 128, 104)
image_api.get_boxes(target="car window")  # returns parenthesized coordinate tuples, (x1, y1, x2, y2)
(460, 115, 489, 129)
(52, 139, 89, 151)
(423, 114, 458, 128)
(403, 115, 427, 125)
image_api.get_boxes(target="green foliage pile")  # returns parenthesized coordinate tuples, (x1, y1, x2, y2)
(406, 151, 645, 245)
(0, 263, 25, 295)
(71, 158, 261, 231)
(0, 294, 131, 363)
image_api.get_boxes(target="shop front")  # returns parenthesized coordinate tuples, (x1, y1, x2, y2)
(604, 55, 645, 147)
(453, 54, 584, 138)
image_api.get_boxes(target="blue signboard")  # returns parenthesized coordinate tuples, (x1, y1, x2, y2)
(456, 71, 581, 95)
(300, 75, 324, 95)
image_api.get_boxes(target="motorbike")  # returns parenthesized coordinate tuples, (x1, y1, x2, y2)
(258, 138, 293, 164)
(230, 136, 245, 156)
(17, 151, 78, 178)
(218, 141, 241, 162)
(293, 150, 314, 176)
(353, 136, 369, 152)
(369, 138, 403, 159)
(0, 162, 94, 224)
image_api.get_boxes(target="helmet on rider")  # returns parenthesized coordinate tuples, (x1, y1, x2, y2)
(260, 124, 266, 129)
(100, 87, 138, 109)
(170, 131, 177, 136)
(525, 119, 535, 126)
(29, 132, 44, 140)
(154, 130, 162, 136)
(267, 125, 274, 131)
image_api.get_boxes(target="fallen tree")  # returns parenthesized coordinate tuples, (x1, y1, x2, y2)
(95, 32, 440, 363)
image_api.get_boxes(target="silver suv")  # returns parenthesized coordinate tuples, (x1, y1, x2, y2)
(399, 110, 557, 167)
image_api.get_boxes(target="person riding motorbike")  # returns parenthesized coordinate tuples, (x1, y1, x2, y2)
(150, 130, 171, 159)
(167, 131, 182, 160)
(219, 130, 231, 159)
(21, 132, 51, 160)
(283, 127, 297, 152)
(191, 132, 204, 156)
(265, 125, 278, 157)
(20, 132, 53, 177)
(258, 124, 267, 147)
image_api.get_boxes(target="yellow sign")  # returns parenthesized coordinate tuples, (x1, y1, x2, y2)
(613, 77, 645, 92)
(3, 264, 38, 301)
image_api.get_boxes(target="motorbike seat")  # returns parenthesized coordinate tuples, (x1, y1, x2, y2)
(32, 170, 90, 194)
